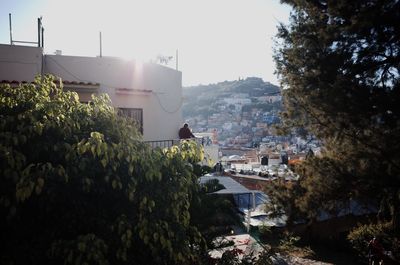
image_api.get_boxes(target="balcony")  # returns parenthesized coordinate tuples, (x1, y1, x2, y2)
(144, 137, 206, 149)
(144, 137, 219, 165)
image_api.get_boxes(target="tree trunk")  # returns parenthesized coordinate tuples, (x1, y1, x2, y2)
(391, 189, 400, 235)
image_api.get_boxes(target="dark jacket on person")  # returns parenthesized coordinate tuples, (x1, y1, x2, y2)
(179, 127, 195, 139)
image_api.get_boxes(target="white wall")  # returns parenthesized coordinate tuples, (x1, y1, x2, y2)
(142, 63, 183, 141)
(0, 44, 183, 142)
(223, 97, 251, 105)
(44, 55, 183, 141)
(0, 44, 42, 81)
(203, 145, 220, 165)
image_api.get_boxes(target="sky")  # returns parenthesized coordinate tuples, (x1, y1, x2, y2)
(0, 0, 291, 86)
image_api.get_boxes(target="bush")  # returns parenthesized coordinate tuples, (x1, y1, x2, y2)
(258, 225, 272, 241)
(0, 76, 205, 265)
(279, 233, 300, 251)
(348, 222, 399, 261)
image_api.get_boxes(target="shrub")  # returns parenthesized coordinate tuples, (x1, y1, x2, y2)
(348, 222, 399, 261)
(0, 76, 204, 265)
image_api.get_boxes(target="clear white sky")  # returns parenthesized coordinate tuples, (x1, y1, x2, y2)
(0, 0, 290, 86)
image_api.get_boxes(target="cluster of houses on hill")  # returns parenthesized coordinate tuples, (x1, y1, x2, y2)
(186, 91, 282, 148)
(182, 77, 284, 148)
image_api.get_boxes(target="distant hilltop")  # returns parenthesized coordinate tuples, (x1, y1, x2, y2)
(183, 77, 281, 118)
(183, 77, 280, 98)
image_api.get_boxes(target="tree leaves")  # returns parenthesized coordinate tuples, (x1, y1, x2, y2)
(274, 0, 400, 232)
(0, 76, 205, 265)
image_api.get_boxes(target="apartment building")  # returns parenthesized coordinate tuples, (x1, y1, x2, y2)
(0, 44, 183, 142)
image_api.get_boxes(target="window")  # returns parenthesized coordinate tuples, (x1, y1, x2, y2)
(118, 108, 143, 134)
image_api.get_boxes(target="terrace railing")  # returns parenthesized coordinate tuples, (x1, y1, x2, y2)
(144, 137, 211, 149)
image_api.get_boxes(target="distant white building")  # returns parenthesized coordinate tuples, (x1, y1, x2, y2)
(240, 120, 249, 127)
(194, 132, 220, 164)
(260, 95, 282, 103)
(224, 97, 252, 105)
(222, 122, 233, 130)
(233, 93, 249, 99)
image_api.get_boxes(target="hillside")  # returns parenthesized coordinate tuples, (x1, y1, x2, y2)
(182, 77, 283, 147)
(183, 77, 280, 117)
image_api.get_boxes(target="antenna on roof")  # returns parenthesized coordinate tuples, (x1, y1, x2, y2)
(99, 31, 103, 57)
(8, 13, 44, 47)
(176, 49, 178, 70)
(41, 21, 44, 47)
(9, 13, 13, 45)
(37, 16, 44, 48)
(37, 17, 41, 47)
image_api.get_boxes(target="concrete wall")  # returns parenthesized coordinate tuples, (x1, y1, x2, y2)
(141, 63, 183, 141)
(44, 54, 183, 141)
(0, 44, 42, 81)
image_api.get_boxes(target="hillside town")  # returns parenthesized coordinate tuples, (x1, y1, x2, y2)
(1, 0, 399, 264)
(184, 78, 283, 148)
(183, 78, 322, 173)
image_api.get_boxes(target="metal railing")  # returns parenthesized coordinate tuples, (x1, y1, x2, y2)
(144, 137, 210, 149)
(144, 139, 180, 149)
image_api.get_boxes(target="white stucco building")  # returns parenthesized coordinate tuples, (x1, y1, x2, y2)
(223, 97, 252, 105)
(0, 44, 183, 143)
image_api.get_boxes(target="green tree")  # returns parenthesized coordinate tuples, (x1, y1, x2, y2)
(190, 179, 243, 248)
(348, 222, 400, 261)
(273, 0, 400, 233)
(0, 76, 205, 265)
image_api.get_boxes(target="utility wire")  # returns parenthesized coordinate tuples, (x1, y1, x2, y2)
(47, 56, 183, 114)
(153, 92, 184, 114)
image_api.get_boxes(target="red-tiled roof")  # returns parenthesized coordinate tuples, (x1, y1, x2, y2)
(62, 80, 100, 86)
(1, 80, 152, 94)
(115, 88, 152, 94)
(1, 80, 28, 84)
(0, 79, 100, 86)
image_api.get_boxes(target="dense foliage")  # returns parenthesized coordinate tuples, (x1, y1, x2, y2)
(271, 0, 400, 237)
(0, 76, 205, 265)
(348, 222, 400, 261)
(190, 179, 242, 248)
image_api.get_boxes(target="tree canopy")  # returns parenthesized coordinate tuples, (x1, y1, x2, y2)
(0, 76, 206, 265)
(272, 0, 400, 233)
(190, 179, 242, 248)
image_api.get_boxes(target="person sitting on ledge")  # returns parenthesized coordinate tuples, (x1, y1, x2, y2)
(179, 123, 195, 139)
